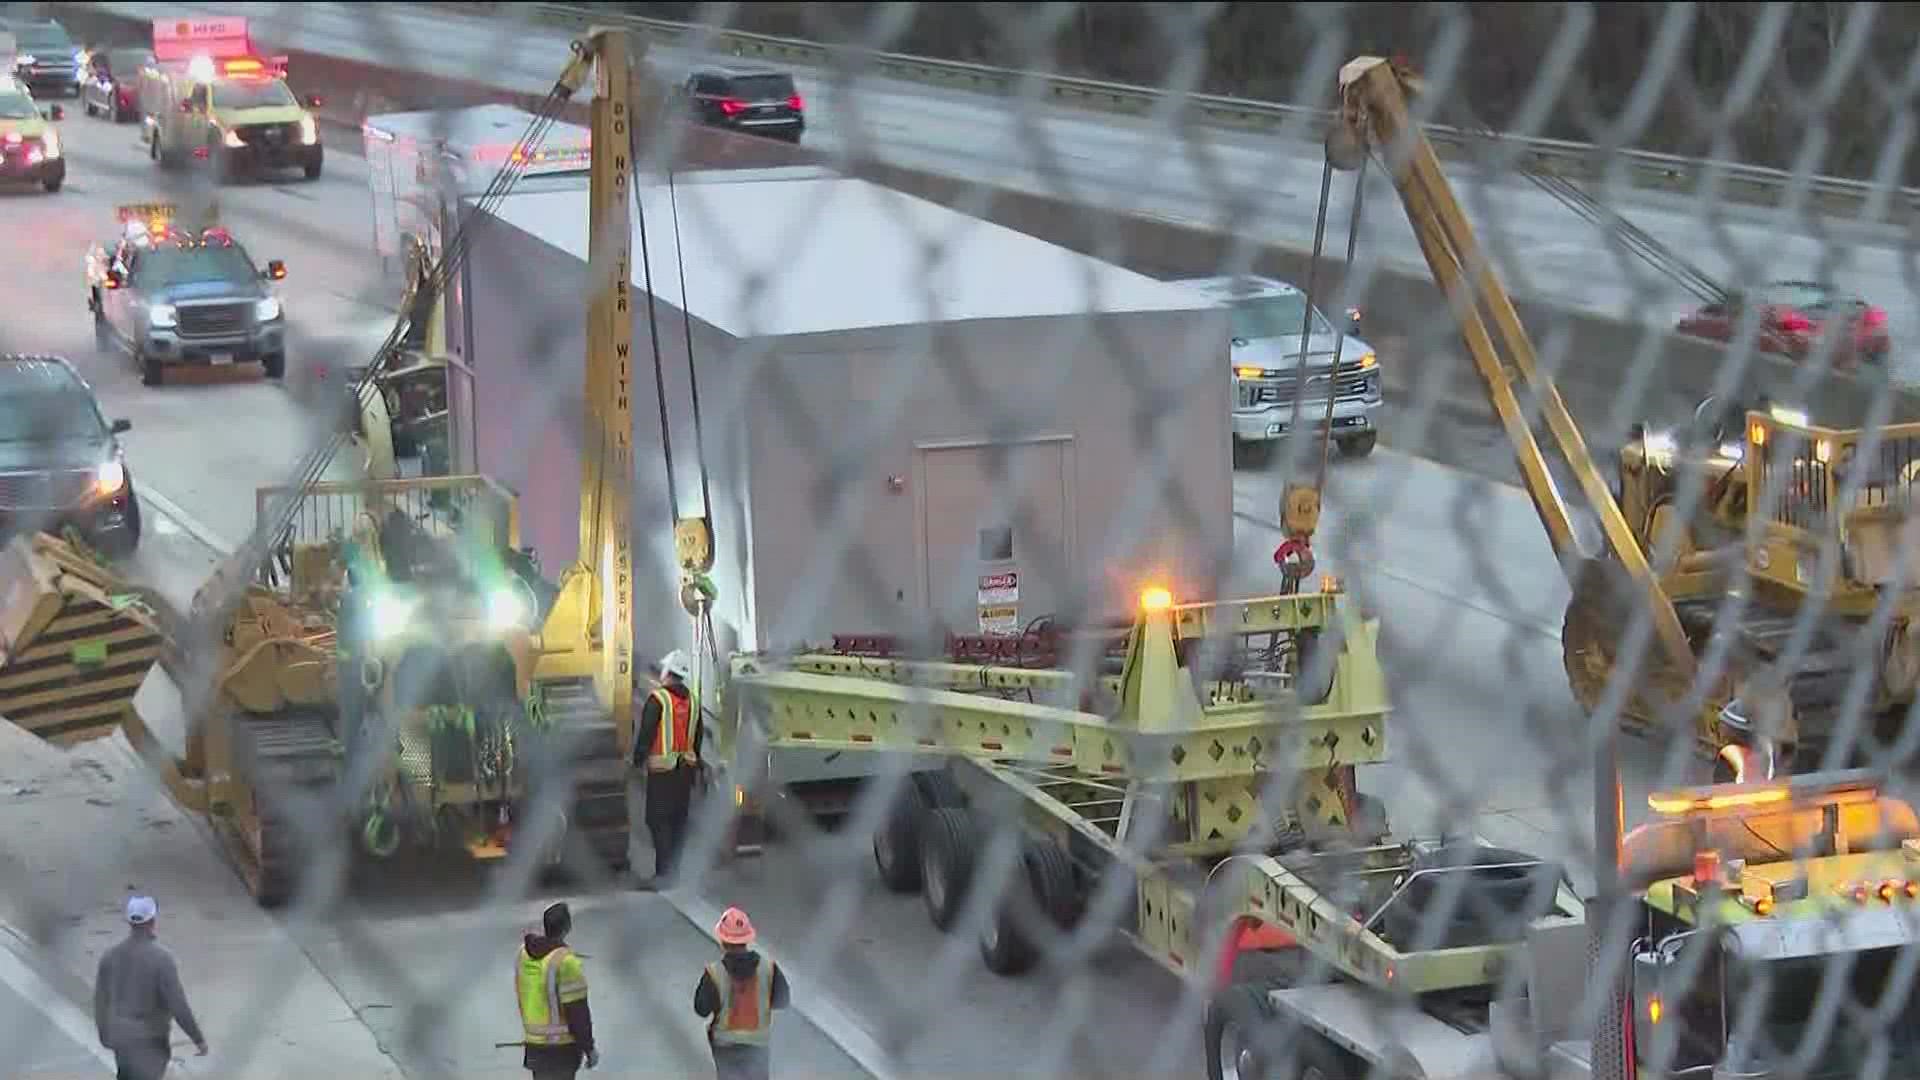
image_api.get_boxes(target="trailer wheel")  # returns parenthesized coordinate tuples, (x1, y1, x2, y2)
(1205, 984, 1277, 1080)
(915, 768, 965, 810)
(1023, 836, 1080, 927)
(918, 806, 977, 931)
(979, 868, 1041, 976)
(874, 779, 927, 892)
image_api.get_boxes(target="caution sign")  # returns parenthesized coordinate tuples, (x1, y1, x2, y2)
(977, 571, 1019, 636)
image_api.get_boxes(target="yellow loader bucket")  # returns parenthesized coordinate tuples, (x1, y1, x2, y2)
(0, 534, 165, 746)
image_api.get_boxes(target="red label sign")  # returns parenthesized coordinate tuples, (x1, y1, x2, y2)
(978, 572, 1018, 591)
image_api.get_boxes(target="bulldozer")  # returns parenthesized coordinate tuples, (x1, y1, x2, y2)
(182, 474, 610, 903)
(123, 28, 647, 905)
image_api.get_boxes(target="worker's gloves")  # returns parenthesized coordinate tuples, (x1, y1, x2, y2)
(585, 1048, 601, 1069)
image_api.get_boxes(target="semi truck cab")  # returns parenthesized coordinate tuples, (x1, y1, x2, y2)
(1497, 769, 1920, 1079)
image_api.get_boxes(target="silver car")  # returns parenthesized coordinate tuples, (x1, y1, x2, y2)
(1182, 275, 1384, 464)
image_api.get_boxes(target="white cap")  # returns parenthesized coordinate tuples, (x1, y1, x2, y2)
(125, 896, 157, 925)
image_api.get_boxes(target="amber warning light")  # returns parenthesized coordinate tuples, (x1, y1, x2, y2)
(1139, 586, 1174, 613)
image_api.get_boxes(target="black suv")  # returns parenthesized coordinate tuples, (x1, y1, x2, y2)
(0, 355, 139, 555)
(4, 19, 82, 99)
(683, 66, 804, 143)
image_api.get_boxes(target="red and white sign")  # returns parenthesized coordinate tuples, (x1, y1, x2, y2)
(977, 572, 1019, 636)
(153, 17, 252, 62)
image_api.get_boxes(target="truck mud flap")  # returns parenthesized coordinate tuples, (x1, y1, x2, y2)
(0, 534, 166, 745)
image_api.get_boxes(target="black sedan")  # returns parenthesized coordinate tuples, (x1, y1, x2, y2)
(80, 46, 152, 122)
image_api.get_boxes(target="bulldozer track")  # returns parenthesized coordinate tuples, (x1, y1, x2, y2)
(224, 707, 344, 907)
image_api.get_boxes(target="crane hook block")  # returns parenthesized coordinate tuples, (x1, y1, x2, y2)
(674, 517, 715, 574)
(1281, 484, 1322, 538)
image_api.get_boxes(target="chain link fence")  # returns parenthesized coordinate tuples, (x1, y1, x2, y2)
(5, 2, 1920, 1078)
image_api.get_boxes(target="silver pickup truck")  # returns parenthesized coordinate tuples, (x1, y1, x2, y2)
(1180, 275, 1385, 465)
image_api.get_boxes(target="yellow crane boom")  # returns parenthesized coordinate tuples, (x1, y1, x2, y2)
(1329, 56, 1698, 691)
(533, 28, 639, 750)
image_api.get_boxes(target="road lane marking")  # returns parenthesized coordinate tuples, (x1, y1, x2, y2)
(0, 922, 117, 1073)
(136, 489, 237, 559)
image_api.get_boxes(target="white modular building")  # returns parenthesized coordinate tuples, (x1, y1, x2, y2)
(447, 165, 1232, 660)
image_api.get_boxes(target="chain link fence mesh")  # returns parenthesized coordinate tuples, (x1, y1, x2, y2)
(4, 2, 1920, 1078)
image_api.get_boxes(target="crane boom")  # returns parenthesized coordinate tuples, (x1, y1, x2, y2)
(534, 27, 639, 749)
(1331, 56, 1697, 686)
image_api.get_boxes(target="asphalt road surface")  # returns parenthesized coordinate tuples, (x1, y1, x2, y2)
(86, 0, 1920, 368)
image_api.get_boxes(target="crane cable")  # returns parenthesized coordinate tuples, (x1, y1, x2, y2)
(627, 117, 716, 545)
(1289, 154, 1371, 494)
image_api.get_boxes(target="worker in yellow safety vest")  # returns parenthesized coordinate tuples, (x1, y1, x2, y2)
(516, 902, 598, 1078)
(694, 907, 790, 1080)
(633, 649, 703, 887)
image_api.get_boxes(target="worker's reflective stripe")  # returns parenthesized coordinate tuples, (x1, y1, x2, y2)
(707, 960, 775, 1046)
(517, 947, 579, 1045)
(647, 687, 697, 772)
(1718, 744, 1750, 784)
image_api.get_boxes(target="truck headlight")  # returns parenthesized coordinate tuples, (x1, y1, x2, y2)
(370, 591, 417, 640)
(223, 128, 244, 148)
(92, 460, 125, 496)
(487, 586, 529, 631)
(254, 297, 282, 321)
(299, 115, 318, 145)
(148, 303, 177, 329)
(1355, 351, 1377, 370)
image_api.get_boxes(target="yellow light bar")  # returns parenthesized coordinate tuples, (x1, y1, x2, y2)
(1139, 586, 1174, 613)
(1234, 366, 1264, 380)
(1648, 786, 1790, 815)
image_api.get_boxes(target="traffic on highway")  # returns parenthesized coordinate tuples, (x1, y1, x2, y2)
(0, 7, 1913, 1080)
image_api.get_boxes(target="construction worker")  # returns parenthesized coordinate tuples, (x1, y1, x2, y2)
(635, 648, 702, 886)
(516, 901, 598, 1079)
(694, 907, 789, 1080)
(93, 895, 206, 1080)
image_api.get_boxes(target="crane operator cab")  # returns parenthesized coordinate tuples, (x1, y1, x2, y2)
(138, 17, 321, 181)
(1620, 770, 1920, 1078)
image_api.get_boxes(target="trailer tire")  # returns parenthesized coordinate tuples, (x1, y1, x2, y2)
(979, 869, 1041, 975)
(914, 768, 965, 810)
(1023, 836, 1080, 927)
(918, 806, 977, 931)
(1205, 983, 1277, 1080)
(874, 780, 927, 892)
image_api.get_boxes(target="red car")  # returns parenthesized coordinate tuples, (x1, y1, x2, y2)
(1676, 280, 1890, 369)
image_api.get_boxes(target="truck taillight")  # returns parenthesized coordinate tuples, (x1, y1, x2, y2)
(719, 98, 747, 116)
(1775, 310, 1814, 333)
(1863, 306, 1888, 328)
(788, 94, 803, 111)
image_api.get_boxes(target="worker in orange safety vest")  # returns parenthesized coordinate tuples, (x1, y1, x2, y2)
(694, 907, 789, 1080)
(634, 649, 703, 887)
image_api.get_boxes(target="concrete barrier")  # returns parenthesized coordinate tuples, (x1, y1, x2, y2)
(53, 2, 1919, 493)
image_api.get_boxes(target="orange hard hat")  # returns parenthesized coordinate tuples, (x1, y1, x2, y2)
(714, 906, 756, 946)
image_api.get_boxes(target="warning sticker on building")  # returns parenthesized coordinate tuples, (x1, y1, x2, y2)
(977, 572, 1019, 636)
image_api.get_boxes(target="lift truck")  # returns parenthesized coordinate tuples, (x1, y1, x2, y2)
(1322, 54, 1920, 774)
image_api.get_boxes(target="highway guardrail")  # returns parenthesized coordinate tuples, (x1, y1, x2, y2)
(498, 1, 1917, 220)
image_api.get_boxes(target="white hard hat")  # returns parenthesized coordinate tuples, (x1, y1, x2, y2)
(660, 649, 693, 680)
(126, 896, 157, 925)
